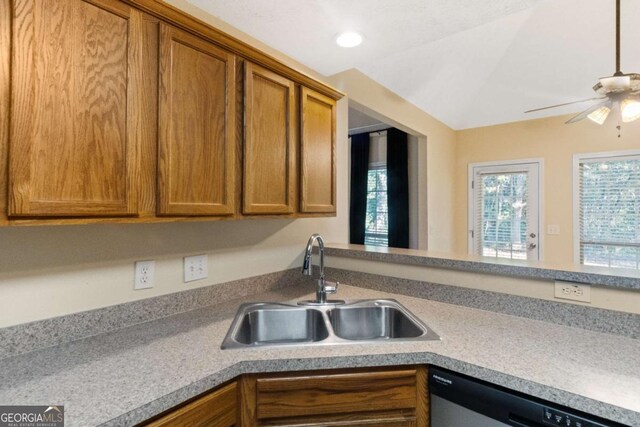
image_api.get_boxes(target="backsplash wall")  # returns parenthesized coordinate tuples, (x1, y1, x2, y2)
(0, 195, 348, 328)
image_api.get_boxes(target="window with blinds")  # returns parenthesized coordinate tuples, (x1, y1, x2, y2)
(577, 153, 640, 270)
(365, 167, 388, 246)
(364, 131, 388, 247)
(474, 171, 529, 260)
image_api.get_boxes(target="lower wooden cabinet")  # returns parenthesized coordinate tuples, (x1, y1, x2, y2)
(242, 366, 428, 426)
(142, 366, 428, 427)
(144, 381, 237, 427)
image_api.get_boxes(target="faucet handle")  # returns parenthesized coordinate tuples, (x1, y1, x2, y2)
(323, 280, 339, 294)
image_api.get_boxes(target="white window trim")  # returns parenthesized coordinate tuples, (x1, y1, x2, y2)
(467, 158, 545, 260)
(572, 149, 640, 265)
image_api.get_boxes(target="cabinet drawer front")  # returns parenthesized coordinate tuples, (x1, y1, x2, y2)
(256, 369, 418, 420)
(145, 381, 237, 427)
(158, 23, 236, 216)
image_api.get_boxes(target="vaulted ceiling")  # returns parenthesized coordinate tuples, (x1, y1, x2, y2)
(186, 0, 640, 130)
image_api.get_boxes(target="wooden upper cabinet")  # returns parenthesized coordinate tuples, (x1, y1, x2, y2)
(3, 0, 341, 225)
(158, 23, 236, 216)
(300, 87, 337, 214)
(9, 0, 149, 217)
(243, 62, 296, 215)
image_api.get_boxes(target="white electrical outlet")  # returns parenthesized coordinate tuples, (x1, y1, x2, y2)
(184, 255, 208, 283)
(554, 281, 591, 303)
(134, 260, 155, 290)
(547, 225, 560, 235)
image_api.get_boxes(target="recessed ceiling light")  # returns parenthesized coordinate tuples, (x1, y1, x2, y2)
(335, 31, 362, 48)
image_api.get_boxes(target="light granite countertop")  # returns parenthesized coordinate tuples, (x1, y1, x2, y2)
(324, 243, 640, 290)
(1, 284, 639, 427)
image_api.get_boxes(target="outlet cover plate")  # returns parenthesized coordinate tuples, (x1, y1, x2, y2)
(184, 255, 208, 282)
(554, 280, 591, 303)
(547, 225, 560, 235)
(134, 260, 155, 290)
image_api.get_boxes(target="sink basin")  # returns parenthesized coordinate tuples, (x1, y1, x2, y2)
(221, 299, 440, 349)
(328, 304, 424, 340)
(223, 303, 328, 348)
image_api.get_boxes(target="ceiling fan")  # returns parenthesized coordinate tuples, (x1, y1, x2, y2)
(525, 0, 640, 128)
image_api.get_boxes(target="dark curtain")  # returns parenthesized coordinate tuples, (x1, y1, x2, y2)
(387, 128, 409, 248)
(349, 133, 370, 244)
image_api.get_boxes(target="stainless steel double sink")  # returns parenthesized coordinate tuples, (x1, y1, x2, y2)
(221, 299, 440, 349)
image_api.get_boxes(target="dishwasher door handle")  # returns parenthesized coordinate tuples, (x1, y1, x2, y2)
(508, 415, 542, 427)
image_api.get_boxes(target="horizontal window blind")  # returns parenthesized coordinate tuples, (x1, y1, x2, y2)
(578, 155, 640, 269)
(365, 167, 388, 246)
(475, 171, 529, 260)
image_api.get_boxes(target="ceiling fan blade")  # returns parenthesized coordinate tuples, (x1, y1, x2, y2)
(565, 100, 611, 124)
(524, 97, 607, 114)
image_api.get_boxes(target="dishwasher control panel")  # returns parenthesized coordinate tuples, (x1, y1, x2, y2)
(543, 406, 608, 427)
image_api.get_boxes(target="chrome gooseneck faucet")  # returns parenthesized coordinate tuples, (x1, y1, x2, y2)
(301, 234, 341, 304)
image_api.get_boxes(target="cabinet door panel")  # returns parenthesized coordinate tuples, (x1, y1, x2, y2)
(243, 63, 295, 214)
(145, 381, 236, 427)
(158, 24, 235, 216)
(300, 87, 336, 213)
(9, 0, 141, 216)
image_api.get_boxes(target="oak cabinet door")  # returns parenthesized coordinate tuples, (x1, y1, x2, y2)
(145, 381, 237, 427)
(300, 87, 337, 214)
(9, 0, 147, 217)
(243, 63, 296, 215)
(158, 23, 236, 216)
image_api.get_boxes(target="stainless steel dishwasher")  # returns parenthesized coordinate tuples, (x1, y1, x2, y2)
(429, 367, 628, 427)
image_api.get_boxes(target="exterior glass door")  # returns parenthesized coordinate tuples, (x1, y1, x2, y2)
(469, 162, 540, 261)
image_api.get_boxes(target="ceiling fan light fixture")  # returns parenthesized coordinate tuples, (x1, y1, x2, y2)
(621, 98, 640, 123)
(599, 75, 631, 93)
(587, 106, 611, 125)
(526, 0, 639, 133)
(335, 31, 363, 48)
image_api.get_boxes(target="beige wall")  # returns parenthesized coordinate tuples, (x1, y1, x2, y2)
(327, 69, 457, 252)
(454, 115, 640, 263)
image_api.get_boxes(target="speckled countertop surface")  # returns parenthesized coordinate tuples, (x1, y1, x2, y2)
(324, 243, 640, 290)
(1, 284, 639, 427)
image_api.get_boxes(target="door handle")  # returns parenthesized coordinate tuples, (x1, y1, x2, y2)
(527, 243, 537, 251)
